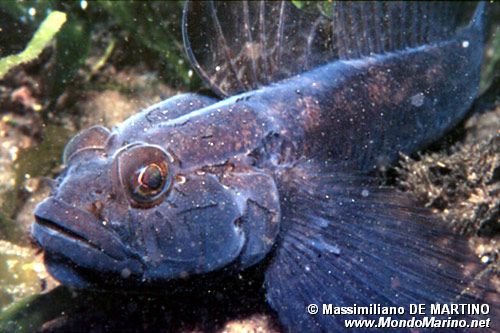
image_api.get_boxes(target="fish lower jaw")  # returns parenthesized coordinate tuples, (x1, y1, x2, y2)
(32, 222, 145, 288)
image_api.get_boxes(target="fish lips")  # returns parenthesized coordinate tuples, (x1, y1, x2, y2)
(32, 197, 144, 286)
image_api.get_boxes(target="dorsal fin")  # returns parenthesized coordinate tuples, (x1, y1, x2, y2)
(182, 1, 482, 97)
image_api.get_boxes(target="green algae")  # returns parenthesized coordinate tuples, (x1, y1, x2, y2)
(0, 11, 67, 79)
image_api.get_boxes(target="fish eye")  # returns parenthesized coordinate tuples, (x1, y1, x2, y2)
(115, 144, 173, 208)
(131, 162, 169, 201)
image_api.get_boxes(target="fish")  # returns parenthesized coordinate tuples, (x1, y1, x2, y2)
(32, 1, 497, 331)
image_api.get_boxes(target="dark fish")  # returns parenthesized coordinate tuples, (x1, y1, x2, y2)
(32, 1, 497, 331)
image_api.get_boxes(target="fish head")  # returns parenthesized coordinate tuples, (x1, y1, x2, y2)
(32, 124, 281, 288)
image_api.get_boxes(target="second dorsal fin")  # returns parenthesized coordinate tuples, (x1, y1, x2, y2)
(182, 1, 481, 97)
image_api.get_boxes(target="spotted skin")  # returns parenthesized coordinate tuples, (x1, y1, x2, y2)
(31, 2, 496, 332)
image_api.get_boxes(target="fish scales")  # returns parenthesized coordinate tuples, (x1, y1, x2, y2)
(114, 32, 480, 174)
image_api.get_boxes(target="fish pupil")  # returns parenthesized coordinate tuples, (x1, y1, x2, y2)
(138, 163, 164, 192)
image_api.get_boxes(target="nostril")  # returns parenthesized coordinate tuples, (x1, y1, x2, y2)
(234, 217, 243, 229)
(89, 200, 104, 219)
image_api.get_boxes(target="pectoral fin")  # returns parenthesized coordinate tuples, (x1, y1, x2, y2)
(265, 162, 497, 331)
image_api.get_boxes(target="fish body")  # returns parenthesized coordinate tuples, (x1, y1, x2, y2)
(32, 2, 497, 331)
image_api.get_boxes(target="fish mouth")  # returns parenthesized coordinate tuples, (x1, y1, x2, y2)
(34, 216, 103, 253)
(32, 197, 144, 285)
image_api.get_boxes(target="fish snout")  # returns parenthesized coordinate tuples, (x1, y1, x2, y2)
(32, 197, 144, 285)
